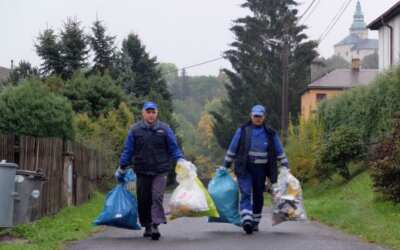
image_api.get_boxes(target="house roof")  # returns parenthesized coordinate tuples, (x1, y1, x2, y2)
(335, 33, 378, 50)
(0, 66, 10, 82)
(368, 1, 400, 30)
(307, 69, 379, 90)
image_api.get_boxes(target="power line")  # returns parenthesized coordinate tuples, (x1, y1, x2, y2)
(301, 0, 321, 24)
(162, 56, 224, 76)
(318, 0, 349, 41)
(319, 0, 353, 42)
(298, 0, 317, 22)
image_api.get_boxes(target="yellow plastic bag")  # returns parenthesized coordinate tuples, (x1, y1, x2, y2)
(169, 160, 219, 220)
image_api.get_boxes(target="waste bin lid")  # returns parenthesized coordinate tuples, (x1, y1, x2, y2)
(0, 160, 18, 169)
(16, 169, 46, 181)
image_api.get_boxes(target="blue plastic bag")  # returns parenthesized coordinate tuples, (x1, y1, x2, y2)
(94, 169, 141, 230)
(208, 167, 241, 226)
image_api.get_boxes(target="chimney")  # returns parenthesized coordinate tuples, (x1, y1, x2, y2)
(352, 58, 360, 71)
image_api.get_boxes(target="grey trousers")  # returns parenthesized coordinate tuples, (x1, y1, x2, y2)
(136, 174, 167, 226)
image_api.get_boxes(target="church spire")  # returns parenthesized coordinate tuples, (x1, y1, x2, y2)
(350, 0, 368, 38)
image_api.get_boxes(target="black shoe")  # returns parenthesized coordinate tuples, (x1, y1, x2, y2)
(253, 224, 259, 232)
(242, 221, 254, 235)
(143, 226, 152, 238)
(151, 224, 161, 240)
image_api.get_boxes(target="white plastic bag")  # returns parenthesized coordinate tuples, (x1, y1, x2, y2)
(169, 160, 209, 219)
(272, 169, 307, 226)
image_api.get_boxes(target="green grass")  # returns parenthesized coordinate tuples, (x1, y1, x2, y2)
(0, 192, 105, 250)
(304, 172, 400, 250)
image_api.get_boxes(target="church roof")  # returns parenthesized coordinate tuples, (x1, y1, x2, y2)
(335, 33, 378, 49)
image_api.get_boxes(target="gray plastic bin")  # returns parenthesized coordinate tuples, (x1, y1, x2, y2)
(13, 169, 46, 225)
(0, 161, 17, 228)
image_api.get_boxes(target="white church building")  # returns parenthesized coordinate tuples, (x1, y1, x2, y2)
(334, 1, 378, 62)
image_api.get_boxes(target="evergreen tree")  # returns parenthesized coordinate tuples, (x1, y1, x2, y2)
(212, 0, 318, 148)
(118, 33, 173, 116)
(35, 28, 64, 76)
(7, 61, 39, 85)
(60, 17, 89, 79)
(89, 20, 116, 74)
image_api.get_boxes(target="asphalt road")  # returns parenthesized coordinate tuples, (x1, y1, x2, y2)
(67, 208, 385, 250)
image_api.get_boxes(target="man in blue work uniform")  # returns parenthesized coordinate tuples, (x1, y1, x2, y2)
(223, 104, 289, 234)
(118, 101, 184, 240)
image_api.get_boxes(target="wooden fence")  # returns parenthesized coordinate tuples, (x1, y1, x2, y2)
(0, 134, 114, 218)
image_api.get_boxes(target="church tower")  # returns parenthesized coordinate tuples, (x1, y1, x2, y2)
(350, 0, 368, 39)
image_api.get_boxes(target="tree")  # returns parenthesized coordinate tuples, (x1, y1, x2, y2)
(74, 102, 134, 157)
(119, 34, 171, 101)
(7, 61, 39, 85)
(89, 20, 116, 74)
(158, 62, 178, 87)
(60, 18, 89, 79)
(63, 73, 127, 118)
(0, 80, 74, 139)
(362, 52, 378, 69)
(35, 28, 64, 76)
(212, 0, 318, 148)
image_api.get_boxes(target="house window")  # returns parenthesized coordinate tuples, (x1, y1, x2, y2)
(316, 93, 327, 103)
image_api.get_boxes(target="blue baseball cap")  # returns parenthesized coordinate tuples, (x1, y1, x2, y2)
(143, 101, 158, 111)
(251, 105, 266, 116)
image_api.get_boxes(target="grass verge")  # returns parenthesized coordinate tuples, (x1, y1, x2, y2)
(304, 172, 400, 250)
(0, 192, 105, 250)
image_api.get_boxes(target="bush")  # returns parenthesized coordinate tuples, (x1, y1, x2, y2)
(74, 102, 134, 159)
(63, 73, 127, 118)
(318, 66, 400, 144)
(370, 113, 400, 203)
(318, 126, 366, 179)
(0, 80, 74, 139)
(286, 117, 323, 183)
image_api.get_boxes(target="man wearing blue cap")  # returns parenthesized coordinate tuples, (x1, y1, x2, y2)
(223, 104, 289, 234)
(119, 101, 184, 240)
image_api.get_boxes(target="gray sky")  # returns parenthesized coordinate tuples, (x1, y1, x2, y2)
(0, 0, 398, 76)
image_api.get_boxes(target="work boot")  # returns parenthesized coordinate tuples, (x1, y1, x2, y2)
(151, 224, 161, 240)
(143, 225, 152, 238)
(242, 221, 254, 235)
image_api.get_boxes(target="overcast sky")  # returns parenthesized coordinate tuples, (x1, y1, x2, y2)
(1, 0, 398, 76)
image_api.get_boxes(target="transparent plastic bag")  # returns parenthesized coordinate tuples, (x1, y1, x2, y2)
(272, 170, 307, 226)
(169, 159, 218, 219)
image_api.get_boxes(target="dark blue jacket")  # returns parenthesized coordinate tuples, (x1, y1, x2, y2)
(120, 120, 183, 175)
(224, 122, 289, 183)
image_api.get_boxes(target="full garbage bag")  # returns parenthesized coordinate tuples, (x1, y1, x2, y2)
(94, 169, 141, 230)
(169, 159, 219, 219)
(208, 167, 241, 226)
(272, 169, 307, 226)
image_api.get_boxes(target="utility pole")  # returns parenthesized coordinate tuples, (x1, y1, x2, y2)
(281, 39, 289, 142)
(181, 68, 187, 99)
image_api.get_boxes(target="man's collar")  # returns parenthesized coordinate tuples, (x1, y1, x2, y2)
(140, 120, 160, 129)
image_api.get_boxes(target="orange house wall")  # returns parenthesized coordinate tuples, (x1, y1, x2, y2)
(301, 89, 343, 120)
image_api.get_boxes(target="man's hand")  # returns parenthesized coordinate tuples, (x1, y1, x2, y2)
(115, 167, 127, 183)
(223, 161, 232, 169)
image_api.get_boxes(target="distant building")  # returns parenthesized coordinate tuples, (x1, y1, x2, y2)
(368, 1, 400, 71)
(301, 59, 378, 120)
(334, 1, 378, 62)
(0, 66, 10, 82)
